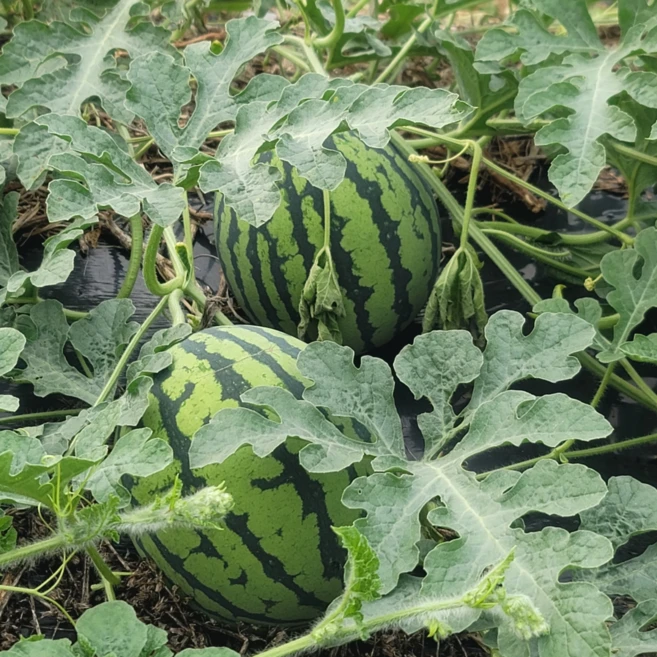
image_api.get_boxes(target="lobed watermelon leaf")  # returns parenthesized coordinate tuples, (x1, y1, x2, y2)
(575, 476, 657, 604)
(534, 227, 657, 364)
(191, 310, 618, 657)
(597, 226, 657, 362)
(475, 0, 657, 206)
(0, 327, 25, 413)
(125, 17, 284, 163)
(197, 78, 467, 226)
(609, 600, 657, 657)
(0, 0, 175, 122)
(9, 299, 137, 404)
(13, 115, 185, 226)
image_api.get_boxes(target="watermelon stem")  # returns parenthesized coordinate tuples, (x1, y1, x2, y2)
(313, 0, 345, 49)
(116, 213, 144, 301)
(143, 225, 186, 297)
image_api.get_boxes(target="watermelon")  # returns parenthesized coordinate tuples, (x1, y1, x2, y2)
(215, 132, 441, 354)
(129, 325, 363, 626)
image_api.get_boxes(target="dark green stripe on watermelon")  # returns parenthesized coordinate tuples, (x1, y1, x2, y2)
(215, 132, 441, 354)
(129, 325, 365, 625)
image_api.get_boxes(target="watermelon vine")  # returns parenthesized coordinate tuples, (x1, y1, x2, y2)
(1, 1, 657, 657)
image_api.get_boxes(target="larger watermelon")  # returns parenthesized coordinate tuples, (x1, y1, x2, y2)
(130, 325, 363, 625)
(215, 132, 441, 354)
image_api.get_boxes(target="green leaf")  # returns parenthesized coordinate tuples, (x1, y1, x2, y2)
(190, 385, 379, 473)
(38, 379, 152, 457)
(476, 0, 601, 66)
(332, 526, 381, 625)
(199, 75, 467, 226)
(0, 431, 95, 507)
(126, 16, 283, 164)
(577, 476, 657, 603)
(0, 192, 19, 286)
(394, 329, 482, 453)
(13, 299, 137, 404)
(0, 509, 16, 554)
(299, 341, 405, 458)
(0, 0, 175, 121)
(621, 333, 657, 362)
(0, 326, 26, 412)
(4, 640, 75, 656)
(126, 323, 192, 383)
(427, 27, 516, 126)
(190, 339, 406, 472)
(476, 0, 657, 206)
(533, 297, 610, 353)
(610, 600, 657, 657)
(606, 94, 657, 200)
(298, 248, 346, 344)
(598, 227, 657, 362)
(75, 600, 149, 657)
(3, 217, 96, 302)
(83, 427, 172, 505)
(467, 309, 595, 412)
(40, 116, 184, 226)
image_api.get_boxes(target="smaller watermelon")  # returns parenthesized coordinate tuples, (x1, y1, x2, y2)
(130, 325, 365, 626)
(215, 132, 441, 354)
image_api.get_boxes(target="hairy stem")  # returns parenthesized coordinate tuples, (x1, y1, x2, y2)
(620, 359, 657, 410)
(116, 214, 144, 300)
(0, 535, 67, 568)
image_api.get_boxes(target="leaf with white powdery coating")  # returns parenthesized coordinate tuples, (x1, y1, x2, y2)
(13, 114, 185, 226)
(300, 340, 405, 458)
(199, 74, 467, 225)
(467, 309, 595, 413)
(0, 0, 175, 122)
(621, 333, 657, 362)
(609, 600, 657, 657)
(126, 16, 283, 163)
(0, 327, 26, 412)
(190, 385, 381, 474)
(395, 330, 482, 453)
(83, 428, 172, 505)
(575, 476, 657, 604)
(12, 299, 137, 404)
(597, 227, 657, 362)
(476, 0, 657, 206)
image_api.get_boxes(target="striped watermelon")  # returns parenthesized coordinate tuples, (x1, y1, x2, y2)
(215, 132, 441, 354)
(129, 325, 363, 626)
